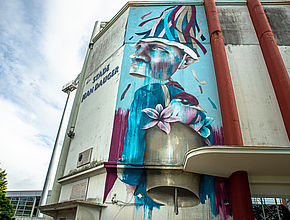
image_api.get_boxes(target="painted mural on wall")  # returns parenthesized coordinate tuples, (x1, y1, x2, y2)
(105, 5, 230, 219)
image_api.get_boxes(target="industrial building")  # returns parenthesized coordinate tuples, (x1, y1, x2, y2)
(6, 190, 51, 219)
(39, 0, 290, 219)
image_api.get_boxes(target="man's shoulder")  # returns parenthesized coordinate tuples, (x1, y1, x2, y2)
(137, 82, 183, 92)
(137, 83, 163, 92)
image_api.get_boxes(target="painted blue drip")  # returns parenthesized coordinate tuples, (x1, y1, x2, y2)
(121, 166, 144, 185)
(121, 167, 163, 220)
(134, 179, 163, 210)
(200, 175, 217, 216)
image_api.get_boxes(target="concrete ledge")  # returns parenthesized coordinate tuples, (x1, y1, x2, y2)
(39, 200, 106, 218)
(183, 145, 290, 177)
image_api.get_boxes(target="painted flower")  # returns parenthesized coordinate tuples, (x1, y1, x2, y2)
(189, 114, 214, 138)
(142, 104, 181, 134)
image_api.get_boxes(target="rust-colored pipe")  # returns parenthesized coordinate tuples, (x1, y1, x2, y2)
(204, 1, 255, 219)
(204, 0, 243, 146)
(229, 171, 255, 220)
(247, 0, 290, 140)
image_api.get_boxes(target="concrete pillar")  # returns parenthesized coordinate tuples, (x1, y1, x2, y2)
(229, 171, 254, 220)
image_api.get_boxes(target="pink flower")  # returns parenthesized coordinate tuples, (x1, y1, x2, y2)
(142, 104, 181, 134)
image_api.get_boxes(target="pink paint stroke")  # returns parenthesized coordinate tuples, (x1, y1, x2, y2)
(103, 108, 130, 203)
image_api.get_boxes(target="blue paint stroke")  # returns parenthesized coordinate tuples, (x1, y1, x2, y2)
(200, 175, 217, 216)
(121, 167, 163, 220)
(208, 97, 217, 110)
(164, 9, 175, 41)
(135, 179, 163, 219)
(121, 166, 144, 185)
(129, 36, 134, 40)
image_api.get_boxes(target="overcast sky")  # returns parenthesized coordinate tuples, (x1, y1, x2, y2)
(0, 0, 147, 190)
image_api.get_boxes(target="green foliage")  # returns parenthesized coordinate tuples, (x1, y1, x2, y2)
(0, 168, 14, 220)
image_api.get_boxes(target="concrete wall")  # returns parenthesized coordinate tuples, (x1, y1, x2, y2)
(86, 173, 106, 203)
(63, 46, 124, 176)
(263, 5, 290, 46)
(217, 5, 290, 146)
(86, 9, 129, 78)
(76, 205, 101, 220)
(62, 8, 129, 177)
(59, 182, 74, 202)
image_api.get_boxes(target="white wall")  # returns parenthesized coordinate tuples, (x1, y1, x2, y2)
(62, 8, 129, 176)
(86, 8, 129, 78)
(218, 5, 289, 146)
(86, 173, 106, 203)
(63, 46, 124, 176)
(226, 45, 289, 146)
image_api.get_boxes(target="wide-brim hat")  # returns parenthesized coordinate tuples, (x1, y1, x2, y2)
(136, 5, 207, 60)
(139, 37, 199, 61)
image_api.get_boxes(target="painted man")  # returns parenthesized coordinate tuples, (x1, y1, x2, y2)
(120, 6, 213, 165)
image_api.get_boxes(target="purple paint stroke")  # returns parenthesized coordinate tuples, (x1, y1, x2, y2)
(199, 85, 203, 94)
(212, 127, 224, 145)
(103, 108, 130, 202)
(138, 6, 175, 27)
(170, 6, 182, 28)
(165, 80, 184, 91)
(103, 164, 117, 203)
(108, 108, 129, 162)
(141, 12, 152, 20)
(215, 177, 232, 219)
(172, 92, 199, 105)
(121, 84, 131, 101)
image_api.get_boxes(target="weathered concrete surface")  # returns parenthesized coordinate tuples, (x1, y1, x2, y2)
(218, 6, 259, 45)
(63, 46, 124, 176)
(225, 44, 289, 146)
(264, 6, 290, 46)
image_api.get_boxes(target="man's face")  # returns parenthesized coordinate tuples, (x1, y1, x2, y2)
(129, 41, 185, 81)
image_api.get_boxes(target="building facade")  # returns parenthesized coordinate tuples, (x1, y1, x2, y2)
(6, 190, 51, 219)
(40, 0, 290, 219)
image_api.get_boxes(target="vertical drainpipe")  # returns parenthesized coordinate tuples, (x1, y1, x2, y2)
(204, 0, 243, 146)
(204, 0, 254, 219)
(247, 0, 290, 140)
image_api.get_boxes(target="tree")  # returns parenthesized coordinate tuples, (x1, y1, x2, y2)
(0, 168, 14, 220)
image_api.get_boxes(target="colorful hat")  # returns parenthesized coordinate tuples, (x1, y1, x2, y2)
(136, 6, 207, 60)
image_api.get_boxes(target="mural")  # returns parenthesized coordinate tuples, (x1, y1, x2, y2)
(104, 5, 230, 219)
